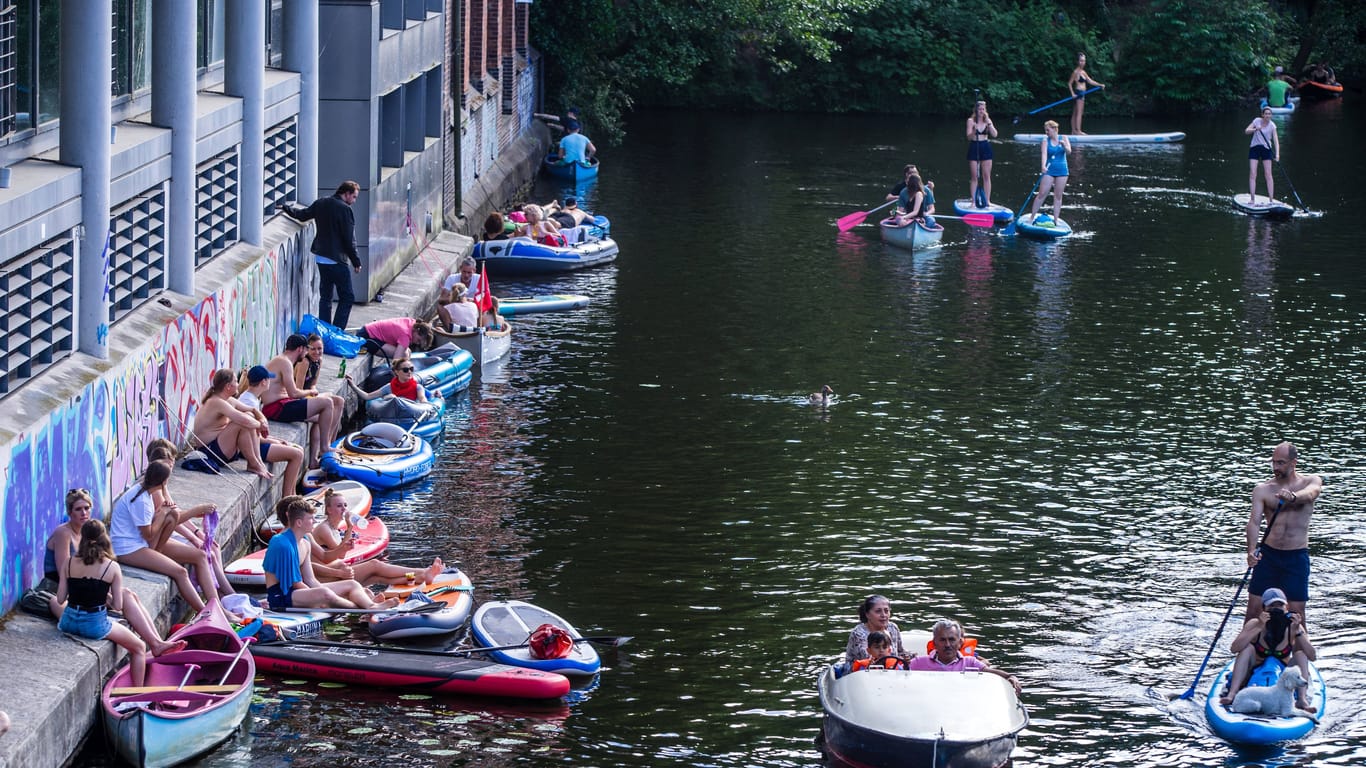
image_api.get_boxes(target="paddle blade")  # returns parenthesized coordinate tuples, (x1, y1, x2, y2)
(836, 210, 870, 232)
(1001, 222, 1017, 236)
(961, 213, 996, 228)
(585, 635, 633, 647)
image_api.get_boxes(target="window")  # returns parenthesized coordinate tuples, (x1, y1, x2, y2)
(266, 0, 284, 68)
(11, 0, 61, 133)
(0, 5, 15, 135)
(197, 0, 225, 69)
(113, 0, 153, 97)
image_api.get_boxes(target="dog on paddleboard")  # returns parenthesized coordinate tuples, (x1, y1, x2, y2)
(1230, 666, 1308, 718)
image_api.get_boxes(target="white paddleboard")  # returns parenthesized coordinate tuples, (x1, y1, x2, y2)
(1012, 132, 1185, 144)
(1232, 194, 1295, 218)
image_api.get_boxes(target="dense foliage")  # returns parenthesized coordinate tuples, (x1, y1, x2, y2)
(531, 0, 1361, 140)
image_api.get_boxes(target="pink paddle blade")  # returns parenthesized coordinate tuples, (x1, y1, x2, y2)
(961, 213, 996, 227)
(836, 210, 870, 232)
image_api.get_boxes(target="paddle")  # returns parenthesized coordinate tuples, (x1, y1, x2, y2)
(837, 200, 895, 232)
(1276, 161, 1309, 213)
(1001, 173, 1046, 236)
(284, 600, 445, 616)
(934, 213, 996, 228)
(1012, 86, 1103, 124)
(1177, 500, 1286, 701)
(272, 633, 632, 658)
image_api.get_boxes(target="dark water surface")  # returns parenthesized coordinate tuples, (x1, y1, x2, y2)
(93, 102, 1366, 766)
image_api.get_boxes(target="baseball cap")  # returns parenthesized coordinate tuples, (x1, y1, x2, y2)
(1274, 66, 1284, 74)
(1261, 587, 1288, 607)
(247, 365, 276, 384)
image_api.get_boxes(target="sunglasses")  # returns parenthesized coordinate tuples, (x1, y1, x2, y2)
(398, 366, 415, 372)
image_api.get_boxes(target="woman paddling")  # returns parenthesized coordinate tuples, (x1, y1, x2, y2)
(1068, 52, 1105, 135)
(966, 100, 997, 208)
(1031, 120, 1071, 226)
(1245, 106, 1280, 204)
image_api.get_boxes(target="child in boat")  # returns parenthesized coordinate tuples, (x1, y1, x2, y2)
(56, 520, 187, 687)
(850, 631, 905, 672)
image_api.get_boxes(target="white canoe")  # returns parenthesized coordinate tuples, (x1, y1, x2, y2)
(435, 321, 512, 365)
(879, 217, 945, 250)
(1233, 194, 1295, 219)
(1013, 131, 1186, 144)
(818, 664, 1028, 768)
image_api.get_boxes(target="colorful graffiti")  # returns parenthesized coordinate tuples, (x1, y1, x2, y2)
(0, 234, 310, 612)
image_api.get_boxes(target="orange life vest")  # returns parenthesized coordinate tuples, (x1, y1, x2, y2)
(851, 656, 906, 672)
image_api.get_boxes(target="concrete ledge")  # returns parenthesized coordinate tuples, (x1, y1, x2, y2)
(0, 230, 474, 768)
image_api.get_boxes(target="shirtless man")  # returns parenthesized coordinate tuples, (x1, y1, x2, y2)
(261, 334, 341, 468)
(192, 368, 305, 492)
(263, 496, 399, 612)
(1245, 442, 1322, 624)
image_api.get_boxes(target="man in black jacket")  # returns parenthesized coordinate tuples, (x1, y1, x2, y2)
(279, 181, 362, 328)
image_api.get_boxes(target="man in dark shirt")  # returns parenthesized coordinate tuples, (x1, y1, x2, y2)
(279, 181, 363, 328)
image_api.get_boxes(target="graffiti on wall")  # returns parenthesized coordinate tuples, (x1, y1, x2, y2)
(0, 234, 309, 612)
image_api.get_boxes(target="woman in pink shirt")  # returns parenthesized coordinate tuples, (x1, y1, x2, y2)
(356, 317, 435, 359)
(908, 619, 1022, 694)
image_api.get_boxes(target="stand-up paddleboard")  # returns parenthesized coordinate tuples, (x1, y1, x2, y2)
(952, 199, 1014, 223)
(1233, 194, 1295, 219)
(1013, 213, 1072, 240)
(495, 294, 591, 316)
(1013, 132, 1185, 144)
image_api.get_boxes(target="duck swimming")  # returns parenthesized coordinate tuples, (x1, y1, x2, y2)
(809, 385, 834, 406)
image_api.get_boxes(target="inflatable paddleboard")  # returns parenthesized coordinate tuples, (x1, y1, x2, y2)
(495, 294, 591, 316)
(1232, 194, 1295, 219)
(952, 199, 1014, 223)
(1013, 132, 1185, 144)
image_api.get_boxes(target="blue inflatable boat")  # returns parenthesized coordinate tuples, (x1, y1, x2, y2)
(321, 422, 435, 490)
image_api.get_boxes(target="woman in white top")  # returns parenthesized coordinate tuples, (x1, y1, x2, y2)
(109, 460, 217, 612)
(437, 282, 481, 330)
(1245, 106, 1280, 203)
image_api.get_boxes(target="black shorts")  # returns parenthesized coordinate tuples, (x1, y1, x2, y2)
(1249, 145, 1274, 161)
(202, 436, 272, 466)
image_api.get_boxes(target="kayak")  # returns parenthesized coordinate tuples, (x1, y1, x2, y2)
(1261, 97, 1299, 115)
(495, 294, 591, 316)
(1012, 213, 1072, 239)
(1233, 194, 1295, 219)
(542, 154, 599, 181)
(1013, 131, 1186, 144)
(818, 662, 1028, 768)
(952, 199, 1015, 223)
(879, 217, 945, 250)
(368, 569, 475, 640)
(226, 515, 390, 587)
(102, 601, 254, 768)
(250, 640, 571, 700)
(471, 600, 602, 678)
(1298, 80, 1342, 100)
(321, 422, 436, 490)
(1205, 656, 1325, 745)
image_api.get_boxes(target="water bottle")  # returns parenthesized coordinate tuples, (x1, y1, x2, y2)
(349, 512, 369, 531)
(337, 359, 347, 379)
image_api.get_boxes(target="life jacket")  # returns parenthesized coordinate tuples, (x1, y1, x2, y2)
(925, 637, 978, 656)
(528, 623, 575, 660)
(850, 656, 905, 672)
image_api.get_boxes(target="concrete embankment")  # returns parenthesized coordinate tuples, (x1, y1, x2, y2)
(0, 228, 472, 768)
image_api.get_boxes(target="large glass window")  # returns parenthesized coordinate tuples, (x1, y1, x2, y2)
(197, 0, 224, 69)
(113, 0, 153, 97)
(12, 0, 61, 131)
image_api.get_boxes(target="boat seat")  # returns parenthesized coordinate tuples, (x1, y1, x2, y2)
(150, 648, 239, 666)
(110, 690, 225, 705)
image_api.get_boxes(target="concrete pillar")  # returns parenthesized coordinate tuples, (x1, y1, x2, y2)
(151, 0, 197, 296)
(59, 0, 111, 358)
(227, 0, 266, 244)
(284, 0, 320, 200)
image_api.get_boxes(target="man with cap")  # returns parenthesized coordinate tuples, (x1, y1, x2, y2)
(1266, 66, 1296, 108)
(1219, 586, 1316, 711)
(260, 334, 343, 470)
(558, 120, 596, 166)
(1245, 441, 1322, 624)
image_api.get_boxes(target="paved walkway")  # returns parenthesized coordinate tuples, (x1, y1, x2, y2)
(0, 230, 472, 768)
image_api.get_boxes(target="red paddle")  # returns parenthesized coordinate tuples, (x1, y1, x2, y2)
(837, 200, 895, 232)
(934, 213, 996, 228)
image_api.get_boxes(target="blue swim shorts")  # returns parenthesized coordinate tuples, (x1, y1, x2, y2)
(1249, 544, 1310, 603)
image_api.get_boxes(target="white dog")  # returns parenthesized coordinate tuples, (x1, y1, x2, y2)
(1230, 666, 1307, 717)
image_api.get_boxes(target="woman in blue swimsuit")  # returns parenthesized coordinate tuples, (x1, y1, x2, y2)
(1031, 120, 1071, 225)
(1069, 52, 1105, 135)
(965, 100, 997, 207)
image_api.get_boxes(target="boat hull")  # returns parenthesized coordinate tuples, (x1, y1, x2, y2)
(542, 154, 600, 181)
(1232, 194, 1295, 219)
(1012, 131, 1185, 143)
(368, 569, 475, 640)
(879, 218, 946, 250)
(1205, 657, 1325, 745)
(471, 600, 601, 677)
(818, 665, 1027, 768)
(436, 322, 512, 365)
(475, 236, 619, 276)
(496, 294, 590, 316)
(1013, 213, 1072, 239)
(102, 601, 254, 768)
(951, 199, 1015, 223)
(250, 641, 570, 699)
(1298, 80, 1342, 100)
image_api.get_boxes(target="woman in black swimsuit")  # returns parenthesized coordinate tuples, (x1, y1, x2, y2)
(1219, 588, 1316, 712)
(965, 100, 997, 208)
(1069, 53, 1105, 135)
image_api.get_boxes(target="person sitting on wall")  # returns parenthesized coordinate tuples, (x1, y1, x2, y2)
(191, 368, 305, 493)
(260, 334, 342, 470)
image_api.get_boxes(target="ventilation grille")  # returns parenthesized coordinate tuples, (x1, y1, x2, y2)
(264, 118, 298, 217)
(196, 148, 240, 265)
(0, 235, 76, 396)
(108, 187, 167, 322)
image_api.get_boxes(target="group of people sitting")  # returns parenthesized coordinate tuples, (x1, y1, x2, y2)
(842, 595, 1022, 693)
(884, 164, 938, 228)
(480, 198, 594, 248)
(1220, 587, 1317, 712)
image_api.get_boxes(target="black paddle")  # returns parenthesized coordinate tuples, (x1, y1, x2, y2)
(1177, 500, 1286, 700)
(271, 633, 632, 658)
(1276, 161, 1309, 213)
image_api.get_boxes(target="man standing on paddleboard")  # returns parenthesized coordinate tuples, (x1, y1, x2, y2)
(1245, 442, 1321, 624)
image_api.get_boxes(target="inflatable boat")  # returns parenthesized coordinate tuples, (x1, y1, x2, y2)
(321, 422, 435, 490)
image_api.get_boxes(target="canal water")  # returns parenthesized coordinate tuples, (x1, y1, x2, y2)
(85, 101, 1366, 766)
